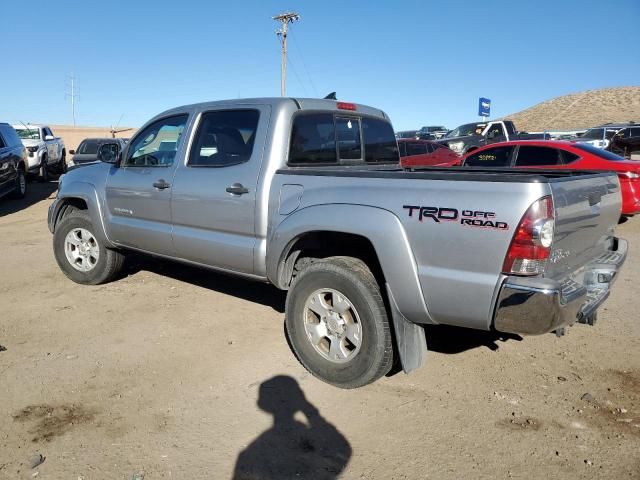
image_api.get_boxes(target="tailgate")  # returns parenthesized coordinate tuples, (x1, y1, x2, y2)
(546, 172, 621, 279)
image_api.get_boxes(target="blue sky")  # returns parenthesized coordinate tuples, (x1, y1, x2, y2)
(2, 0, 638, 130)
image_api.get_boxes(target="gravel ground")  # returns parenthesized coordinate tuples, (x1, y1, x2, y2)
(1, 182, 639, 479)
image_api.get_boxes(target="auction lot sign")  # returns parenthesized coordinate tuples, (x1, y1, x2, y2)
(478, 97, 491, 117)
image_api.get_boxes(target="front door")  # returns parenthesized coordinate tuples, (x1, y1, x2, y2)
(171, 106, 270, 274)
(105, 113, 189, 255)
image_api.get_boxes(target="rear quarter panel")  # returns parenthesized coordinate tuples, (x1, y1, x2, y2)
(270, 172, 551, 330)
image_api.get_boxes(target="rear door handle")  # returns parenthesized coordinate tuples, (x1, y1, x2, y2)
(153, 179, 171, 190)
(226, 183, 249, 195)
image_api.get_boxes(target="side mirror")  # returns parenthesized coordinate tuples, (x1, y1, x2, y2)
(44, 135, 54, 141)
(97, 143, 120, 164)
(69, 149, 75, 155)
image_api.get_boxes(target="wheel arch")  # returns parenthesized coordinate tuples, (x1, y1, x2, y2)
(268, 204, 430, 323)
(50, 182, 113, 247)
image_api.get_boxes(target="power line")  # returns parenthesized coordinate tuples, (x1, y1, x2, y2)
(289, 30, 319, 97)
(273, 12, 300, 96)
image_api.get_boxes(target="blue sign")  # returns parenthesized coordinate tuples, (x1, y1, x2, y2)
(478, 97, 491, 117)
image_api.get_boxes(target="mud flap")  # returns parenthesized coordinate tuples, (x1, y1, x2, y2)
(385, 284, 427, 373)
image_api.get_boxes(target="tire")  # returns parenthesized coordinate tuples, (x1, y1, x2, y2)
(285, 256, 393, 389)
(53, 209, 124, 285)
(59, 150, 67, 174)
(38, 155, 49, 183)
(10, 167, 27, 199)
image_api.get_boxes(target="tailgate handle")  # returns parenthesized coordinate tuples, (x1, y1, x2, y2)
(588, 193, 601, 206)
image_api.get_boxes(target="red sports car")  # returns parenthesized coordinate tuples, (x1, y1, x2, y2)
(398, 139, 460, 167)
(460, 140, 640, 216)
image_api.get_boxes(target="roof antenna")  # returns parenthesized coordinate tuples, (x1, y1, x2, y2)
(324, 92, 337, 100)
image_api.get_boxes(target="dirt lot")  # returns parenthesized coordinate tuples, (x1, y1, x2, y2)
(1, 182, 639, 479)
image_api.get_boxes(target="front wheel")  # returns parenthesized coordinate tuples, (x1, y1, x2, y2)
(59, 150, 67, 173)
(38, 155, 49, 183)
(10, 168, 27, 199)
(53, 209, 124, 285)
(285, 256, 394, 389)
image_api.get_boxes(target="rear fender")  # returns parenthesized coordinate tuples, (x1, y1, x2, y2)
(268, 204, 432, 325)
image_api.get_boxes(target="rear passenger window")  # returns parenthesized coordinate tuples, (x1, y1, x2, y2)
(464, 146, 514, 167)
(561, 150, 580, 164)
(189, 110, 259, 167)
(515, 146, 561, 166)
(406, 143, 427, 156)
(289, 113, 337, 165)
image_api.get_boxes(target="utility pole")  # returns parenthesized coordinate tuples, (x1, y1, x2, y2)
(273, 12, 300, 97)
(65, 73, 79, 126)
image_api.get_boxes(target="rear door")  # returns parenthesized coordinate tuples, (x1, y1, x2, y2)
(105, 113, 189, 254)
(514, 145, 563, 167)
(170, 106, 269, 274)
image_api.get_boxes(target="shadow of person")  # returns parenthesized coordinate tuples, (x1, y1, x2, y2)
(233, 375, 351, 480)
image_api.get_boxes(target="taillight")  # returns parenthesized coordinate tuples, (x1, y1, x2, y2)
(502, 196, 555, 276)
(619, 171, 640, 180)
(337, 102, 356, 111)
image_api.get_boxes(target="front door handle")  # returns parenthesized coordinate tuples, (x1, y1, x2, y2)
(153, 179, 171, 190)
(226, 183, 249, 195)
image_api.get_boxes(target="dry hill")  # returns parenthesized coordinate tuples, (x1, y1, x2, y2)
(503, 86, 640, 132)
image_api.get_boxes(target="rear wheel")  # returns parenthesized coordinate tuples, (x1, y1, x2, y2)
(53, 209, 124, 285)
(285, 256, 393, 389)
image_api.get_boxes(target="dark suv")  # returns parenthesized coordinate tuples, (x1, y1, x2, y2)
(0, 123, 28, 200)
(608, 125, 640, 158)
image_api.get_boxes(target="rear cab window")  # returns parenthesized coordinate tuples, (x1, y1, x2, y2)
(288, 112, 399, 165)
(464, 146, 514, 167)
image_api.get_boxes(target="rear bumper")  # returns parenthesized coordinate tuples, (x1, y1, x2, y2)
(493, 238, 627, 335)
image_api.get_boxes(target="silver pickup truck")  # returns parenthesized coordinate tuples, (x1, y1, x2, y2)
(48, 98, 627, 388)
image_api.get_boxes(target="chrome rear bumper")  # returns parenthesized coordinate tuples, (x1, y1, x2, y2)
(494, 238, 627, 335)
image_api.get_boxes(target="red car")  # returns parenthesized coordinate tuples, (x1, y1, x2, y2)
(460, 140, 640, 216)
(398, 139, 460, 167)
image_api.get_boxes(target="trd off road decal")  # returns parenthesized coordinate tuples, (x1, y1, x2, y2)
(403, 205, 509, 230)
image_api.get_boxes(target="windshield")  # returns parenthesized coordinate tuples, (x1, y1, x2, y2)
(423, 126, 446, 132)
(445, 123, 484, 138)
(574, 143, 624, 161)
(15, 128, 40, 140)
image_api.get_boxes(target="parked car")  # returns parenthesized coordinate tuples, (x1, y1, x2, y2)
(436, 120, 549, 155)
(395, 130, 419, 139)
(607, 125, 640, 158)
(0, 123, 28, 200)
(12, 124, 66, 181)
(48, 98, 626, 389)
(418, 125, 448, 139)
(460, 140, 640, 216)
(568, 124, 627, 149)
(398, 139, 460, 167)
(68, 138, 128, 169)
